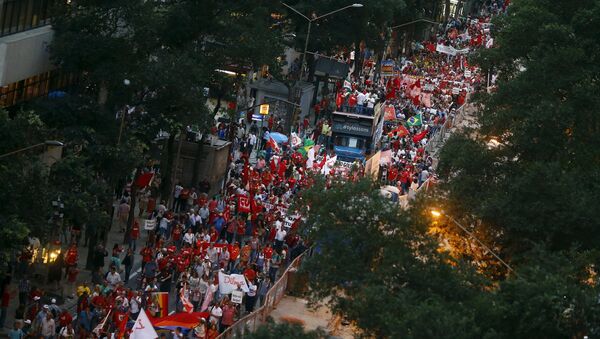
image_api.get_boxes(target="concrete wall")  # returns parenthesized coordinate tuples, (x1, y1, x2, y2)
(172, 139, 231, 197)
(0, 25, 54, 86)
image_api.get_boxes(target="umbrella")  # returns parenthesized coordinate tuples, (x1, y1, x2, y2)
(269, 132, 288, 143)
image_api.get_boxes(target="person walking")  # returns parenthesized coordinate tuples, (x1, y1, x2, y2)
(122, 248, 134, 283)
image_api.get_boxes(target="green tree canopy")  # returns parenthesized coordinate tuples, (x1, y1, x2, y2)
(296, 178, 600, 338)
(437, 0, 600, 253)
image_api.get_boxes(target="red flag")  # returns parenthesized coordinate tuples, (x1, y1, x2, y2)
(267, 137, 280, 153)
(413, 129, 428, 143)
(237, 194, 251, 213)
(316, 153, 327, 170)
(388, 125, 409, 138)
(115, 312, 129, 339)
(425, 41, 436, 53)
(134, 172, 154, 188)
(180, 284, 194, 313)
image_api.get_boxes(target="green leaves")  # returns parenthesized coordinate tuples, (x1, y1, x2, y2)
(440, 0, 600, 252)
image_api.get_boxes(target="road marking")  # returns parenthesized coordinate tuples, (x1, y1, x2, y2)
(129, 267, 142, 279)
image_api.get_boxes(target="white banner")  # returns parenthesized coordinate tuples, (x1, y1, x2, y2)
(436, 44, 469, 56)
(218, 271, 249, 294)
(130, 309, 158, 339)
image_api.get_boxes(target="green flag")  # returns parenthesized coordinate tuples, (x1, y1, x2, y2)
(406, 114, 422, 127)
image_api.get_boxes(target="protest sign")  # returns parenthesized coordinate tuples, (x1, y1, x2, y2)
(231, 290, 243, 304)
(218, 271, 249, 294)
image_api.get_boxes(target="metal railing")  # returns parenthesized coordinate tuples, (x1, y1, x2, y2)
(424, 101, 468, 157)
(217, 250, 309, 338)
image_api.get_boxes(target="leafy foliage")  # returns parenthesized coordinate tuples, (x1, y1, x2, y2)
(438, 0, 600, 252)
(245, 320, 328, 339)
(297, 178, 600, 338)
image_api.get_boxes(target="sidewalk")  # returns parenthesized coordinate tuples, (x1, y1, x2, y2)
(1, 202, 149, 334)
(269, 296, 356, 338)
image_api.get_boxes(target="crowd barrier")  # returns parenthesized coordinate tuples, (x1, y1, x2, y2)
(216, 250, 309, 338)
(424, 101, 469, 157)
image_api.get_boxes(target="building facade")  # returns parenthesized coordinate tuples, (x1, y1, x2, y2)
(0, 0, 75, 108)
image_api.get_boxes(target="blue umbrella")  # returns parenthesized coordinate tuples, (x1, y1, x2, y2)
(269, 132, 288, 144)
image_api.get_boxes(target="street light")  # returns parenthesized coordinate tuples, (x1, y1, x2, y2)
(0, 140, 64, 159)
(117, 78, 131, 145)
(429, 209, 515, 274)
(282, 2, 364, 80)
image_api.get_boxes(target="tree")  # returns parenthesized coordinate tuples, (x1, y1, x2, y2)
(245, 321, 327, 339)
(295, 178, 600, 337)
(436, 0, 600, 254)
(295, 178, 491, 338)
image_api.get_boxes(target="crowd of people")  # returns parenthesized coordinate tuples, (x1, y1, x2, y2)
(0, 5, 504, 338)
(376, 13, 496, 198)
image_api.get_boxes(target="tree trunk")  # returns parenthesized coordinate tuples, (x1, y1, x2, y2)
(98, 81, 108, 105)
(444, 0, 451, 22)
(85, 228, 97, 270)
(213, 94, 222, 116)
(454, 0, 464, 17)
(160, 134, 176, 202)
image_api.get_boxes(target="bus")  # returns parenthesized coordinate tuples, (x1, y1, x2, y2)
(331, 103, 384, 163)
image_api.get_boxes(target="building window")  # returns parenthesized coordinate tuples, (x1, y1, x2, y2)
(0, 0, 53, 37)
(0, 70, 77, 107)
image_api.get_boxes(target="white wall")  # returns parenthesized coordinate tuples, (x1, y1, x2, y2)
(0, 25, 54, 86)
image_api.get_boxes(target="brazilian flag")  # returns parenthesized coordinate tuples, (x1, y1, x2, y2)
(406, 114, 423, 127)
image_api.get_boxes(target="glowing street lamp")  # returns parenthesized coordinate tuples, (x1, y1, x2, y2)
(428, 208, 515, 274)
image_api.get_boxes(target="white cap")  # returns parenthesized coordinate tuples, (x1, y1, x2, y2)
(51, 298, 57, 304)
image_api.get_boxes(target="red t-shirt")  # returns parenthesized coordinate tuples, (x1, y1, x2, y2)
(229, 245, 240, 261)
(263, 247, 273, 260)
(67, 268, 79, 283)
(58, 311, 72, 327)
(131, 221, 140, 239)
(141, 247, 153, 263)
(221, 305, 236, 326)
(91, 295, 106, 309)
(172, 227, 182, 241)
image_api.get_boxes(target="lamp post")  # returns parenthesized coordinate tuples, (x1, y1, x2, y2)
(282, 2, 364, 80)
(0, 140, 64, 160)
(117, 78, 131, 145)
(381, 18, 441, 63)
(430, 209, 515, 274)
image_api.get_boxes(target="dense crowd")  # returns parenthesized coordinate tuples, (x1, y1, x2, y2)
(1, 5, 504, 338)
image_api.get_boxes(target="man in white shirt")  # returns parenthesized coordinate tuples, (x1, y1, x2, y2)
(275, 226, 287, 252)
(173, 184, 183, 212)
(183, 229, 195, 246)
(356, 91, 366, 114)
(105, 266, 122, 288)
(248, 133, 257, 150)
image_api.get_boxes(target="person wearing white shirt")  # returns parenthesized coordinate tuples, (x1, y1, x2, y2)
(275, 227, 287, 252)
(183, 229, 195, 246)
(356, 91, 366, 114)
(248, 133, 257, 150)
(105, 266, 122, 288)
(209, 304, 222, 325)
(274, 219, 283, 231)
